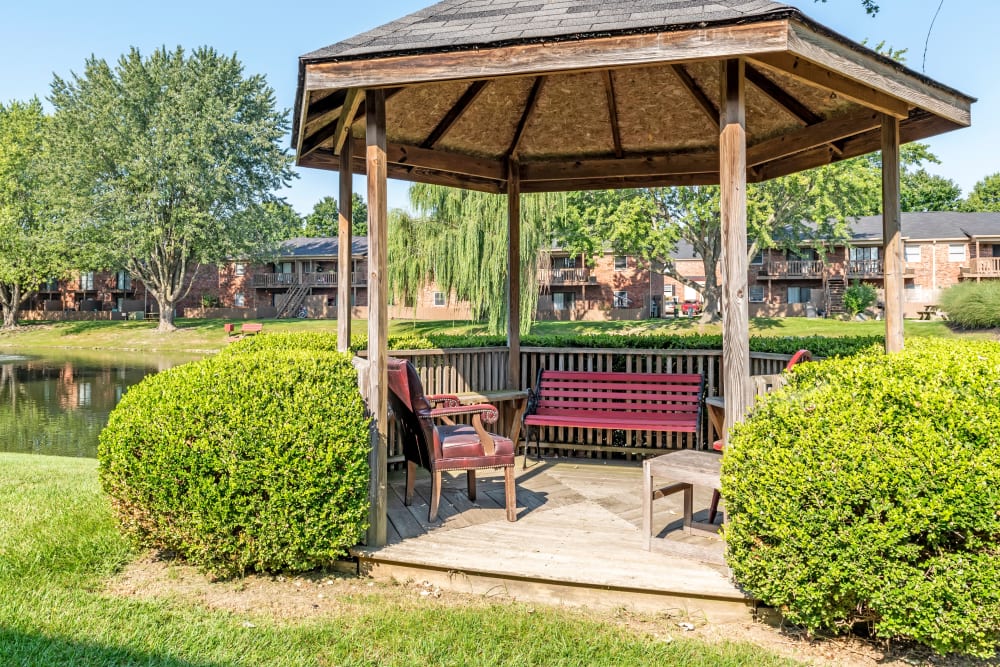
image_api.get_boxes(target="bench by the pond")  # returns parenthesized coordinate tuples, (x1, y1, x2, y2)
(224, 322, 263, 335)
(523, 370, 704, 464)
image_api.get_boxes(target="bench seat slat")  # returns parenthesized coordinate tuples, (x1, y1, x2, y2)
(537, 400, 699, 413)
(542, 371, 702, 383)
(525, 414, 697, 431)
(538, 389, 702, 402)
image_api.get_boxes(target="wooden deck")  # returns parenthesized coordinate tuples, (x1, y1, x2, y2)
(352, 458, 751, 621)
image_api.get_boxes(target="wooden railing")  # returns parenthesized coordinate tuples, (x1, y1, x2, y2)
(761, 260, 823, 278)
(963, 257, 1000, 277)
(252, 272, 366, 288)
(847, 259, 883, 276)
(379, 347, 799, 462)
(538, 268, 594, 285)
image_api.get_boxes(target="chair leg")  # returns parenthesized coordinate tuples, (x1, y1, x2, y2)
(504, 465, 516, 522)
(405, 461, 416, 506)
(709, 489, 721, 524)
(429, 470, 442, 522)
(466, 469, 477, 501)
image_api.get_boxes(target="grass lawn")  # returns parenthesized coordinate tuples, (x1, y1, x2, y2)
(0, 316, 971, 356)
(0, 453, 797, 666)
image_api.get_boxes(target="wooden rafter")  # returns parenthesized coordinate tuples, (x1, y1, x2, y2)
(507, 76, 544, 158)
(670, 65, 720, 130)
(422, 80, 489, 149)
(744, 64, 843, 157)
(332, 89, 363, 155)
(298, 88, 404, 159)
(603, 70, 624, 158)
(305, 89, 348, 123)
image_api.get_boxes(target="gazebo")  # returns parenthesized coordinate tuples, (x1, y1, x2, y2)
(292, 0, 973, 547)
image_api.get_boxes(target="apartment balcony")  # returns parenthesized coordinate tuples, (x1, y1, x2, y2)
(252, 271, 366, 289)
(961, 257, 1000, 279)
(847, 260, 915, 279)
(759, 260, 823, 279)
(538, 268, 595, 286)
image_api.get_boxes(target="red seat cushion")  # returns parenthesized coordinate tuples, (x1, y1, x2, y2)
(435, 424, 515, 471)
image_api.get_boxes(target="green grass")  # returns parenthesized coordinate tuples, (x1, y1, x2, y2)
(0, 316, 972, 356)
(0, 453, 797, 666)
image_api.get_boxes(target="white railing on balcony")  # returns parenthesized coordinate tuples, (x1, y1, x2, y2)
(847, 259, 883, 276)
(538, 268, 593, 285)
(761, 260, 823, 278)
(965, 257, 1000, 276)
(252, 272, 367, 289)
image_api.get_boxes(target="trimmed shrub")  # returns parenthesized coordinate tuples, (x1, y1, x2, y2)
(98, 349, 370, 577)
(843, 281, 877, 316)
(941, 281, 1000, 329)
(722, 339, 1000, 657)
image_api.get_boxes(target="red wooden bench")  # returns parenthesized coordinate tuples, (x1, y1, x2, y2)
(241, 323, 263, 335)
(523, 370, 704, 465)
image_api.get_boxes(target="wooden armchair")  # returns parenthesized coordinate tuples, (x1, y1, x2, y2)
(387, 358, 517, 523)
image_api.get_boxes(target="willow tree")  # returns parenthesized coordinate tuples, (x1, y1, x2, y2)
(388, 185, 565, 335)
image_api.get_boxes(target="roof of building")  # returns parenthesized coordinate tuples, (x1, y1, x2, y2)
(848, 212, 1000, 243)
(278, 236, 369, 258)
(302, 0, 796, 62)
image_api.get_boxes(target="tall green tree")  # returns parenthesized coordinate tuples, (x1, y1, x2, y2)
(388, 186, 565, 335)
(0, 100, 70, 329)
(48, 46, 295, 331)
(964, 173, 1000, 212)
(302, 194, 368, 237)
(901, 169, 962, 212)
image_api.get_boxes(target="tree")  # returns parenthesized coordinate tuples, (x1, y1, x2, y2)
(48, 46, 294, 331)
(302, 194, 368, 237)
(0, 100, 70, 329)
(262, 201, 304, 239)
(964, 173, 1000, 212)
(815, 0, 880, 15)
(901, 169, 962, 212)
(388, 186, 566, 335)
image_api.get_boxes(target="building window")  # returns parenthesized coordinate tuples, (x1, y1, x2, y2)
(234, 263, 246, 276)
(789, 248, 817, 261)
(116, 270, 131, 291)
(849, 247, 879, 261)
(750, 250, 764, 265)
(749, 285, 765, 303)
(234, 293, 246, 308)
(948, 243, 966, 262)
(614, 256, 628, 271)
(556, 256, 575, 269)
(663, 284, 675, 298)
(552, 292, 575, 311)
(433, 292, 445, 307)
(613, 291, 631, 308)
(787, 286, 809, 304)
(904, 245, 921, 263)
(992, 244, 1000, 258)
(79, 272, 95, 291)
(78, 382, 92, 408)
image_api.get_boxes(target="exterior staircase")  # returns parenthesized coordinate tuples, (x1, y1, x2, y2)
(276, 283, 310, 319)
(826, 277, 846, 316)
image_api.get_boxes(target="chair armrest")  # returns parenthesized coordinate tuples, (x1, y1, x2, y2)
(429, 403, 499, 425)
(427, 394, 462, 408)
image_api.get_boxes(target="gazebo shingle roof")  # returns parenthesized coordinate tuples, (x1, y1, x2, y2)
(304, 0, 795, 62)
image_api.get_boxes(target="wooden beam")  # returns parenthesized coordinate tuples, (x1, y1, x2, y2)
(786, 21, 972, 127)
(366, 89, 389, 548)
(422, 80, 489, 149)
(746, 107, 880, 167)
(300, 88, 362, 158)
(508, 77, 544, 159)
(882, 114, 904, 353)
(305, 21, 790, 90)
(337, 138, 353, 352)
(751, 53, 910, 120)
(719, 58, 751, 439)
(507, 160, 521, 390)
(670, 65, 720, 130)
(520, 152, 718, 183)
(744, 63, 821, 125)
(298, 88, 403, 161)
(306, 89, 348, 122)
(603, 71, 624, 158)
(521, 172, 719, 193)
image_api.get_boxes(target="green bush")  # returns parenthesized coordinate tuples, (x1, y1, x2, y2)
(722, 339, 1000, 657)
(941, 281, 1000, 329)
(843, 281, 878, 316)
(98, 349, 371, 577)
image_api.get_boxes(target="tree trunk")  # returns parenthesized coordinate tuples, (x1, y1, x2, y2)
(699, 266, 722, 324)
(0, 284, 22, 330)
(1, 305, 16, 330)
(157, 303, 177, 332)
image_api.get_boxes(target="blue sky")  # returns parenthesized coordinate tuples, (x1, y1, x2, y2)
(2, 1, 996, 215)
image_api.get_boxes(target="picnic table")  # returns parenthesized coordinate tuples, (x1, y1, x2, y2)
(918, 305, 945, 321)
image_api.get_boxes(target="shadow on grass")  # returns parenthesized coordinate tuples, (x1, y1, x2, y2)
(0, 628, 225, 667)
(750, 317, 784, 330)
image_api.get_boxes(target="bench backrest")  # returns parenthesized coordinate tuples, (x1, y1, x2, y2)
(242, 323, 263, 333)
(533, 370, 704, 420)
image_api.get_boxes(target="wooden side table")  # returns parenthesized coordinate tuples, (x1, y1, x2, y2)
(643, 450, 723, 550)
(705, 396, 726, 447)
(454, 389, 529, 449)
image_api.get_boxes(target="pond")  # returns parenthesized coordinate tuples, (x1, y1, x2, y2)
(0, 350, 201, 458)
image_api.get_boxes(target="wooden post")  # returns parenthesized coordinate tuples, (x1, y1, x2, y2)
(719, 59, 751, 438)
(366, 89, 388, 547)
(507, 160, 522, 390)
(881, 114, 904, 353)
(337, 139, 353, 352)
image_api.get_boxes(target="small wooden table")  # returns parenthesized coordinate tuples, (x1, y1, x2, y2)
(643, 450, 723, 549)
(918, 304, 939, 320)
(454, 389, 529, 449)
(705, 396, 726, 448)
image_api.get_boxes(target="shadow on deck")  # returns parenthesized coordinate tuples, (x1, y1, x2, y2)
(351, 458, 751, 622)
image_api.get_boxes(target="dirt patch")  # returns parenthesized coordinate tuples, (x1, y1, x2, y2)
(107, 553, 994, 667)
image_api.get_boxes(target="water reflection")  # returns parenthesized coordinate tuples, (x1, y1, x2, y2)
(0, 350, 200, 458)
